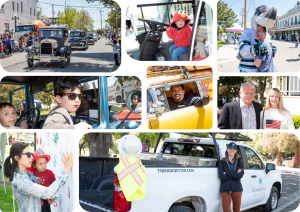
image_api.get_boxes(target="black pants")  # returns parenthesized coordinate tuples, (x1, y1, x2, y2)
(114, 53, 119, 65)
(7, 45, 11, 55)
(41, 199, 51, 212)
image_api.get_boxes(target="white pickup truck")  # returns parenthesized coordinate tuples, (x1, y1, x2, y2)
(79, 133, 282, 212)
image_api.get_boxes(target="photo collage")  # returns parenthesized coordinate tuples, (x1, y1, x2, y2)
(0, 0, 299, 212)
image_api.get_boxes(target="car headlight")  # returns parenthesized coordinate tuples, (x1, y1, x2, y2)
(34, 43, 40, 48)
(53, 44, 58, 48)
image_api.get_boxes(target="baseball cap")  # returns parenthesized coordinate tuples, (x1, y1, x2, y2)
(227, 142, 237, 150)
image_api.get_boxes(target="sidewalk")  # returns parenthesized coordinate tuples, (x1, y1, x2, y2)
(277, 166, 300, 175)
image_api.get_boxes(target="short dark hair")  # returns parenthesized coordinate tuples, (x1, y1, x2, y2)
(0, 102, 15, 112)
(113, 40, 117, 44)
(203, 39, 207, 42)
(257, 25, 266, 32)
(171, 84, 184, 91)
(54, 77, 83, 96)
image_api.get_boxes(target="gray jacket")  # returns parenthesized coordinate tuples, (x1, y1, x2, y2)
(43, 106, 75, 129)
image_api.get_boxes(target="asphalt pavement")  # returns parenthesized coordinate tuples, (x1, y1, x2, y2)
(0, 38, 120, 72)
(79, 173, 299, 212)
(217, 40, 300, 73)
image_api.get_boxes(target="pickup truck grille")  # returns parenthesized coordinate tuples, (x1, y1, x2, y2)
(41, 43, 52, 54)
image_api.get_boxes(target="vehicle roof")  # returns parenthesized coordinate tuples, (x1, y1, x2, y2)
(70, 30, 85, 32)
(147, 66, 212, 87)
(39, 26, 68, 30)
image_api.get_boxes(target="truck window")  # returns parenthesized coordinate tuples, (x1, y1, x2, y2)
(244, 147, 263, 169)
(162, 143, 217, 158)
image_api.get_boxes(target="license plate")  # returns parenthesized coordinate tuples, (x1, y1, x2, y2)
(34, 55, 39, 59)
(40, 56, 50, 62)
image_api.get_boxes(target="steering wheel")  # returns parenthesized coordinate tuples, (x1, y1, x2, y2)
(16, 107, 40, 129)
(137, 18, 170, 31)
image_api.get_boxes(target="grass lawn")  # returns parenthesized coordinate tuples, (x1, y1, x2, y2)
(40, 110, 50, 115)
(0, 187, 18, 212)
(217, 41, 225, 49)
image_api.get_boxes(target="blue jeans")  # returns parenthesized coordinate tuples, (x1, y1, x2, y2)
(169, 45, 189, 61)
(296, 42, 299, 48)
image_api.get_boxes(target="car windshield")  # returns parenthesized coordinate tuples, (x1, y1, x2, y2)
(70, 32, 85, 37)
(39, 30, 63, 38)
(17, 25, 33, 32)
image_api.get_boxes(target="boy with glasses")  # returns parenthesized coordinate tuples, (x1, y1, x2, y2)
(43, 77, 92, 129)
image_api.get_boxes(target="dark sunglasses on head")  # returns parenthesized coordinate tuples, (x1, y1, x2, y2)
(63, 93, 85, 101)
(18, 152, 33, 158)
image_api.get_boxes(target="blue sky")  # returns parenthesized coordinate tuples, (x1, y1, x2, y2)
(38, 0, 115, 30)
(222, 0, 299, 27)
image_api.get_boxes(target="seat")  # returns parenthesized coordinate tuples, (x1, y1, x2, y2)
(178, 40, 197, 61)
(35, 120, 45, 129)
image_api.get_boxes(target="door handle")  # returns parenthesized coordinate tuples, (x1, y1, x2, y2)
(251, 175, 257, 178)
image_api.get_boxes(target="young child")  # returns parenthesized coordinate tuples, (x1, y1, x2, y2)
(26, 149, 55, 212)
(0, 102, 28, 129)
(42, 77, 92, 129)
(166, 10, 192, 61)
(106, 40, 120, 65)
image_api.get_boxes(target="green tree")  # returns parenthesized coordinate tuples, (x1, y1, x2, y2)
(34, 83, 55, 110)
(57, 6, 77, 29)
(37, 4, 43, 20)
(0, 84, 25, 105)
(86, 0, 116, 7)
(75, 10, 94, 32)
(96, 29, 105, 35)
(132, 132, 170, 149)
(82, 82, 90, 90)
(218, 77, 246, 102)
(105, 3, 121, 31)
(277, 133, 299, 168)
(115, 77, 141, 103)
(217, 0, 239, 40)
(246, 77, 272, 106)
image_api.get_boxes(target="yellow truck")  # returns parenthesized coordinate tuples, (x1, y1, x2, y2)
(147, 66, 213, 129)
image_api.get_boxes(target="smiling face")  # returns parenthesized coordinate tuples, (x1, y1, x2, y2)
(132, 95, 139, 105)
(239, 85, 255, 107)
(268, 90, 280, 109)
(255, 26, 266, 42)
(55, 88, 81, 113)
(0, 106, 17, 127)
(33, 157, 47, 172)
(227, 147, 237, 157)
(175, 19, 185, 28)
(16, 146, 33, 170)
(172, 85, 185, 102)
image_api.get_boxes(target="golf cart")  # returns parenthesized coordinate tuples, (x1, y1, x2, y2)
(0, 76, 141, 129)
(126, 0, 213, 61)
(26, 27, 72, 68)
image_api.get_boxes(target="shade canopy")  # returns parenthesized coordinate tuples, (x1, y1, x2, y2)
(226, 26, 244, 33)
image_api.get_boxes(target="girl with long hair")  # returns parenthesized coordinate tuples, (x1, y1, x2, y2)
(4, 142, 72, 212)
(260, 88, 295, 129)
(218, 142, 244, 212)
(131, 93, 142, 112)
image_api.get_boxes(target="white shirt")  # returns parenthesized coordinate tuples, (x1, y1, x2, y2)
(260, 108, 295, 130)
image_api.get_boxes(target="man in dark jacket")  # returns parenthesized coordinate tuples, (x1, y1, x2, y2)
(218, 82, 262, 129)
(167, 80, 210, 111)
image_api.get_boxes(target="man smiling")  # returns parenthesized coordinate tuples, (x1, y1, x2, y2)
(167, 80, 210, 111)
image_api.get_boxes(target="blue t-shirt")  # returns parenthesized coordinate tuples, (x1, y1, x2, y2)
(256, 40, 277, 72)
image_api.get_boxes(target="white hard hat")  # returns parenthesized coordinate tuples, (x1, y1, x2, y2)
(118, 135, 142, 158)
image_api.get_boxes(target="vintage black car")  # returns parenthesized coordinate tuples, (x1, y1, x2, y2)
(26, 27, 72, 68)
(87, 32, 95, 45)
(69, 30, 88, 50)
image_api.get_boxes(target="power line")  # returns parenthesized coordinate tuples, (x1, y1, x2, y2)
(38, 1, 110, 9)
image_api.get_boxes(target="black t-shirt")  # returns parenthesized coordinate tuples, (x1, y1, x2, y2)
(167, 95, 209, 111)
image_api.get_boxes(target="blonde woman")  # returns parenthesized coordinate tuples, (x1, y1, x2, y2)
(260, 88, 295, 129)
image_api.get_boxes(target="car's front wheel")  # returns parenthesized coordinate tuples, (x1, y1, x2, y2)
(27, 58, 33, 67)
(262, 186, 279, 212)
(60, 55, 66, 68)
(168, 206, 195, 212)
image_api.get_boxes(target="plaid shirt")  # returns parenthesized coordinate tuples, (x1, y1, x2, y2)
(240, 99, 256, 129)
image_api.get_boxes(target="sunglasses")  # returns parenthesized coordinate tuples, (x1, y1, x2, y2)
(18, 152, 33, 158)
(63, 93, 84, 101)
(133, 98, 139, 100)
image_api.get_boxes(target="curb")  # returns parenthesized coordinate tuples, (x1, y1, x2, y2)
(272, 195, 300, 212)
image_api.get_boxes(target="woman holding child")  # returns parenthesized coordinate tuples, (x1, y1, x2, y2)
(4, 142, 72, 212)
(260, 88, 295, 129)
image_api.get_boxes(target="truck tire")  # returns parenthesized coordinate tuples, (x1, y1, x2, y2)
(262, 186, 279, 212)
(168, 206, 195, 212)
(27, 58, 33, 67)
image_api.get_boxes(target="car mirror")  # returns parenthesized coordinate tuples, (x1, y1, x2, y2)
(127, 90, 142, 114)
(265, 163, 275, 174)
(152, 101, 165, 114)
(162, 82, 170, 91)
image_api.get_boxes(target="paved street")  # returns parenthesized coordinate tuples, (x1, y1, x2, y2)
(0, 38, 120, 72)
(217, 40, 300, 72)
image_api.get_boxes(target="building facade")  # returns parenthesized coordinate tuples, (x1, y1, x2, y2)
(271, 1, 300, 39)
(108, 80, 139, 103)
(0, 0, 37, 36)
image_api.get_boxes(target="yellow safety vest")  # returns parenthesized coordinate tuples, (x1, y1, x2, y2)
(115, 155, 147, 201)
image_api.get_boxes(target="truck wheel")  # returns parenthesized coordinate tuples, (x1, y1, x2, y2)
(262, 186, 279, 212)
(27, 58, 33, 67)
(168, 206, 195, 212)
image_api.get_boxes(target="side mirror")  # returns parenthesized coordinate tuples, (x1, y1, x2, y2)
(127, 90, 142, 114)
(265, 163, 275, 174)
(152, 101, 165, 114)
(124, 120, 138, 129)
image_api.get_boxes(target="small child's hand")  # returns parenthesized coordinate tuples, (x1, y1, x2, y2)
(20, 120, 28, 129)
(165, 26, 170, 30)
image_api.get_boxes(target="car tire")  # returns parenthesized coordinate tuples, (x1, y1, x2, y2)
(60, 58, 66, 68)
(27, 58, 33, 67)
(168, 206, 195, 212)
(262, 186, 279, 212)
(67, 56, 71, 63)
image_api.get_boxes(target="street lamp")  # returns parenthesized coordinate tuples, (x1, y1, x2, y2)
(12, 13, 19, 35)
